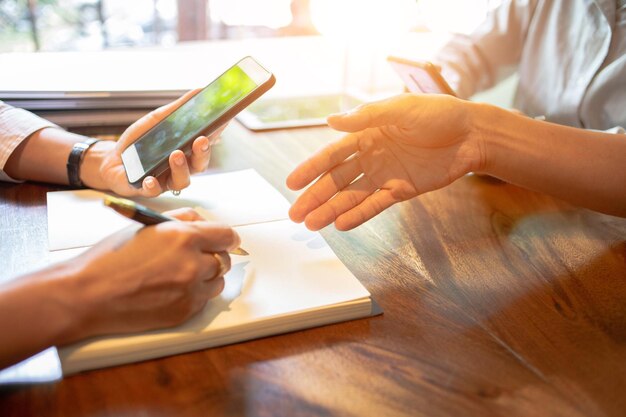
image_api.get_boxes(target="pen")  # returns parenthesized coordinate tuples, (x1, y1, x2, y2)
(103, 195, 248, 256)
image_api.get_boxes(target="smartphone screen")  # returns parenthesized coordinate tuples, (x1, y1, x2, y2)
(122, 57, 274, 185)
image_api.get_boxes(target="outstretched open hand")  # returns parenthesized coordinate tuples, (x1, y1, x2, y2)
(287, 94, 482, 231)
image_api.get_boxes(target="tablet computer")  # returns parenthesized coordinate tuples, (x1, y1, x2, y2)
(236, 94, 361, 131)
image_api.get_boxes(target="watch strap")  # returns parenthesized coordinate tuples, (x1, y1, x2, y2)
(66, 138, 99, 188)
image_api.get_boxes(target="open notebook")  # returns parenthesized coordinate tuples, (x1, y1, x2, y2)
(46, 169, 376, 375)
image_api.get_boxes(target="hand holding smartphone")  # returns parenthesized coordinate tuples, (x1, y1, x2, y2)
(122, 56, 275, 187)
(387, 56, 456, 96)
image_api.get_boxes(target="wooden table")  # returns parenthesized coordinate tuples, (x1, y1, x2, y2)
(1, 121, 626, 417)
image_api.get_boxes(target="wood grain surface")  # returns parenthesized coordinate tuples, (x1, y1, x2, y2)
(1, 122, 626, 417)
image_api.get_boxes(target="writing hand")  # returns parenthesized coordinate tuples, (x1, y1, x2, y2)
(57, 208, 240, 342)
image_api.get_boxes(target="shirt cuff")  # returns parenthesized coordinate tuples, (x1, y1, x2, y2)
(0, 104, 59, 183)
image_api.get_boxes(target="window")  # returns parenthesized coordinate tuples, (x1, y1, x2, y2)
(0, 0, 318, 52)
(0, 0, 499, 53)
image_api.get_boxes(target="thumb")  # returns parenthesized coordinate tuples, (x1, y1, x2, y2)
(326, 94, 413, 132)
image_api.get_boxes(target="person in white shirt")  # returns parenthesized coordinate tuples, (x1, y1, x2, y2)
(436, 0, 626, 132)
(286, 0, 626, 231)
(0, 92, 239, 369)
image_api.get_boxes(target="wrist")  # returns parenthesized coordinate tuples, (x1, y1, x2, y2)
(465, 101, 506, 174)
(80, 140, 116, 190)
(15, 262, 86, 348)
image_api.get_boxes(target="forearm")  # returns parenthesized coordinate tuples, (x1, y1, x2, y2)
(3, 127, 115, 189)
(474, 104, 626, 216)
(0, 265, 80, 369)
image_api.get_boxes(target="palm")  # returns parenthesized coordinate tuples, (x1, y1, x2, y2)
(287, 94, 478, 231)
(357, 125, 471, 199)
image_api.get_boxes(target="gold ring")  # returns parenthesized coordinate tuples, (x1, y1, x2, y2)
(171, 190, 181, 196)
(211, 252, 227, 279)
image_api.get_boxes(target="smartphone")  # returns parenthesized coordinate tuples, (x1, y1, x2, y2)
(122, 56, 275, 187)
(387, 56, 456, 96)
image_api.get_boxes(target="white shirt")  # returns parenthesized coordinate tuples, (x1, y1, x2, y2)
(435, 0, 626, 131)
(0, 101, 57, 182)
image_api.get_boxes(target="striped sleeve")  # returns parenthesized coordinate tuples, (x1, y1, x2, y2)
(0, 101, 58, 182)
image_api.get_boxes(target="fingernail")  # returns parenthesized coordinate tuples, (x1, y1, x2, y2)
(174, 154, 185, 166)
(329, 109, 356, 119)
(145, 177, 156, 188)
(201, 141, 210, 152)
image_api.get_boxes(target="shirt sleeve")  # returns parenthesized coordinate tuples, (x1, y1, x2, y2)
(603, 126, 625, 135)
(434, 0, 538, 99)
(0, 101, 59, 183)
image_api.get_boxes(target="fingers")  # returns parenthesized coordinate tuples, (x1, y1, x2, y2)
(165, 207, 204, 222)
(139, 135, 212, 196)
(327, 94, 412, 133)
(334, 189, 399, 231)
(188, 276, 226, 318)
(165, 136, 212, 191)
(187, 250, 232, 314)
(202, 276, 226, 299)
(190, 136, 211, 173)
(205, 251, 231, 280)
(289, 156, 362, 223)
(286, 133, 360, 191)
(297, 175, 400, 231)
(303, 175, 377, 231)
(158, 134, 216, 191)
(188, 222, 241, 253)
(187, 252, 229, 311)
(167, 150, 191, 191)
(126, 135, 212, 198)
(182, 236, 233, 315)
(193, 251, 231, 284)
(139, 176, 164, 197)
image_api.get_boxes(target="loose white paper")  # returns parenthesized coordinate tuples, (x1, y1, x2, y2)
(47, 169, 289, 251)
(0, 347, 62, 385)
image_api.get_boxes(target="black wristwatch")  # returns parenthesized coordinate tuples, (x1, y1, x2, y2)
(66, 138, 99, 188)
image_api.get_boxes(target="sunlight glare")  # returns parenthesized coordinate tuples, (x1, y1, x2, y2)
(310, 0, 418, 41)
(209, 0, 293, 29)
(416, 0, 493, 34)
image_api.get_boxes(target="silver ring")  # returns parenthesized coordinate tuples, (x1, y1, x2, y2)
(171, 190, 181, 196)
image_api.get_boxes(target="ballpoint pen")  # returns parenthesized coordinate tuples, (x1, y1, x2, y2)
(103, 195, 248, 256)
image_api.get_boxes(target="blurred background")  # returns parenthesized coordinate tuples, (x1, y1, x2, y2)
(0, 0, 502, 53)
(0, 0, 515, 131)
